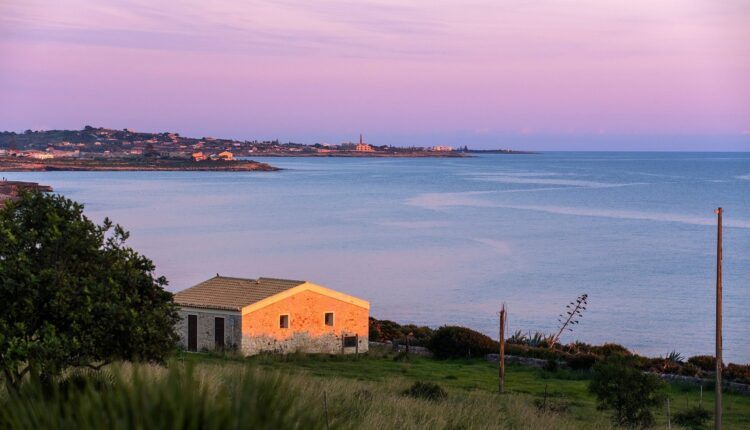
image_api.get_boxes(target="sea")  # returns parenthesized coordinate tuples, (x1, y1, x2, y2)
(5, 152, 749, 362)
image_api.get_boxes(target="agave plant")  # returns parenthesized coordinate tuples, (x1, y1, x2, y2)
(548, 293, 588, 349)
(527, 331, 550, 348)
(507, 330, 528, 345)
(665, 350, 684, 363)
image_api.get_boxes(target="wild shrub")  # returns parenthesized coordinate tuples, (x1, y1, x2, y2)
(566, 353, 598, 371)
(590, 343, 631, 357)
(726, 363, 750, 385)
(687, 355, 716, 372)
(673, 405, 711, 429)
(543, 359, 560, 372)
(505, 344, 563, 361)
(588, 354, 666, 428)
(402, 381, 448, 401)
(368, 317, 433, 346)
(428, 326, 498, 359)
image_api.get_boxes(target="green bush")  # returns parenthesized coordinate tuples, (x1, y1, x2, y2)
(505, 343, 565, 361)
(543, 359, 560, 372)
(687, 355, 716, 372)
(566, 353, 598, 371)
(369, 317, 433, 346)
(589, 354, 666, 428)
(427, 326, 498, 359)
(402, 381, 448, 401)
(673, 405, 711, 429)
(726, 363, 750, 385)
(590, 343, 631, 357)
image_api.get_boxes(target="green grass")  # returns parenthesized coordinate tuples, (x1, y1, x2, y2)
(180, 346, 750, 429)
(3, 348, 748, 429)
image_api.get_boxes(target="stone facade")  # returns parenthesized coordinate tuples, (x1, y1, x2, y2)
(242, 332, 367, 356)
(176, 307, 242, 352)
(241, 289, 369, 356)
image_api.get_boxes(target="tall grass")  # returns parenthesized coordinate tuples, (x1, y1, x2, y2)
(1, 363, 328, 430)
(0, 360, 615, 430)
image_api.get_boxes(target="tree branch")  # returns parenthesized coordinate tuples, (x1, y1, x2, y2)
(80, 361, 112, 371)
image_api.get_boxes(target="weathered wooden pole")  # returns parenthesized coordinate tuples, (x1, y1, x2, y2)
(715, 207, 723, 430)
(499, 303, 507, 393)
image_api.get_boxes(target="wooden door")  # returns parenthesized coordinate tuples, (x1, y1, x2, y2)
(188, 315, 197, 352)
(214, 317, 225, 350)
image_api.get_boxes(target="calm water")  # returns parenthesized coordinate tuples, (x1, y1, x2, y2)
(6, 153, 750, 362)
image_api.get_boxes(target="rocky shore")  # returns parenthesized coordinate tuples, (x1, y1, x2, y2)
(0, 180, 53, 203)
(0, 157, 278, 172)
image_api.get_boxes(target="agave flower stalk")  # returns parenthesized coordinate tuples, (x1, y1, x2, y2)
(549, 293, 588, 349)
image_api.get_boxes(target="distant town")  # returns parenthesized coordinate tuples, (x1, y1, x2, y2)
(0, 126, 534, 166)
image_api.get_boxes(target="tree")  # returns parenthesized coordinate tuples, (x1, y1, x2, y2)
(0, 192, 179, 391)
(589, 354, 665, 428)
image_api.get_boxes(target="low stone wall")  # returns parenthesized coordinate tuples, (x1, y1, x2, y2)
(369, 341, 433, 357)
(486, 354, 550, 368)
(657, 373, 750, 395)
(242, 332, 368, 356)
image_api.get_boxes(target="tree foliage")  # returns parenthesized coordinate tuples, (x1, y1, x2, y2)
(588, 354, 665, 428)
(0, 192, 179, 390)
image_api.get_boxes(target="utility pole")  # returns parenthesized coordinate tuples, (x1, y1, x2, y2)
(715, 207, 723, 430)
(499, 304, 507, 393)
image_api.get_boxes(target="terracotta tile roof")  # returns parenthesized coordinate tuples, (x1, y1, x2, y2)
(174, 276, 306, 311)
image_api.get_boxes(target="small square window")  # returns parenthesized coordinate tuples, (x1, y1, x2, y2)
(325, 312, 334, 326)
(279, 314, 289, 329)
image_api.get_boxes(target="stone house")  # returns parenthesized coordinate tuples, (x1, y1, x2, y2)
(173, 276, 369, 355)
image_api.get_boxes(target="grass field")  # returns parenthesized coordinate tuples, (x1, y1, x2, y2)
(179, 345, 750, 429)
(2, 346, 748, 429)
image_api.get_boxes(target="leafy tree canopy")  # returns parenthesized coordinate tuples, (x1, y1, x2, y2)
(588, 354, 666, 428)
(0, 192, 178, 390)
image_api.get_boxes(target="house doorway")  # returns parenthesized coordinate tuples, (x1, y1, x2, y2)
(215, 317, 225, 350)
(188, 315, 197, 352)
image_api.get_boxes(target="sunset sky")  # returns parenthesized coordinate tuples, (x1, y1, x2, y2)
(1, 0, 748, 150)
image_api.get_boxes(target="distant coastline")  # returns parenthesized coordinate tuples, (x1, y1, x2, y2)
(0, 127, 537, 172)
(0, 156, 278, 172)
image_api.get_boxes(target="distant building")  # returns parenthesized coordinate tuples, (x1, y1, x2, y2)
(191, 151, 206, 161)
(25, 151, 54, 160)
(431, 146, 453, 152)
(355, 134, 374, 152)
(218, 151, 235, 161)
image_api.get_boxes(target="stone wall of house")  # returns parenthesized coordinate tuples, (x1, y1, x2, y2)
(241, 289, 369, 356)
(241, 332, 367, 356)
(176, 308, 242, 352)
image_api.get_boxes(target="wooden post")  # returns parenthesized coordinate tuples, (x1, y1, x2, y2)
(715, 207, 723, 430)
(499, 303, 507, 393)
(355, 334, 359, 356)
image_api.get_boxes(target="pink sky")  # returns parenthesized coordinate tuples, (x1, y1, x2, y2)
(1, 0, 748, 149)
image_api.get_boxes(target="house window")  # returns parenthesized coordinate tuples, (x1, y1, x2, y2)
(343, 335, 358, 348)
(279, 314, 289, 329)
(325, 312, 334, 326)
